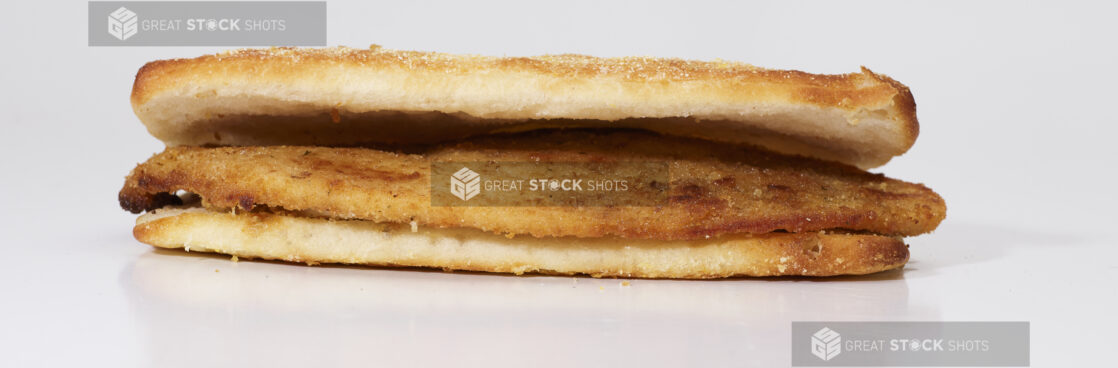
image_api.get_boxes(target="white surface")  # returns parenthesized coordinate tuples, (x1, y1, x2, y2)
(2, 0, 1116, 366)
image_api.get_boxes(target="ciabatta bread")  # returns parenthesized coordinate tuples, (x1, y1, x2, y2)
(132, 46, 918, 168)
(135, 206, 909, 278)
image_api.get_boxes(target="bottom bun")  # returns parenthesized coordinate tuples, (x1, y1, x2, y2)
(133, 207, 908, 278)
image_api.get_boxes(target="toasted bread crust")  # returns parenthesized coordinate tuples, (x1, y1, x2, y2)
(119, 130, 946, 240)
(131, 46, 918, 168)
(134, 207, 909, 278)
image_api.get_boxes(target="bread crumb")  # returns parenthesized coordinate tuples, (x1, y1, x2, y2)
(410, 221, 418, 232)
(621, 281, 631, 287)
(214, 269, 220, 273)
(231, 255, 239, 262)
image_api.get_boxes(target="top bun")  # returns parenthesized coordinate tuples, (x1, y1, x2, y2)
(132, 45, 918, 168)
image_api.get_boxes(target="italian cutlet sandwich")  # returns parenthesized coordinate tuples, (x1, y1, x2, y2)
(118, 45, 945, 278)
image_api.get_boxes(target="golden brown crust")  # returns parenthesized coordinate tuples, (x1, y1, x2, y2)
(131, 46, 919, 168)
(860, 67, 919, 150)
(133, 206, 909, 278)
(119, 130, 945, 240)
(133, 47, 903, 108)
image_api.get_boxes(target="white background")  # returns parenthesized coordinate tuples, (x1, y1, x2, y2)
(2, 0, 1116, 366)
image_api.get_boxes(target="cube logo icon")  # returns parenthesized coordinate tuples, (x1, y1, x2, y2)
(811, 327, 842, 361)
(107, 7, 138, 41)
(450, 167, 481, 201)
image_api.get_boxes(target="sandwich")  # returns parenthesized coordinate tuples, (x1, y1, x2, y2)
(118, 45, 945, 278)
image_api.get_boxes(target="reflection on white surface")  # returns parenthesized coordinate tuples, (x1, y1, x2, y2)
(123, 250, 933, 367)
